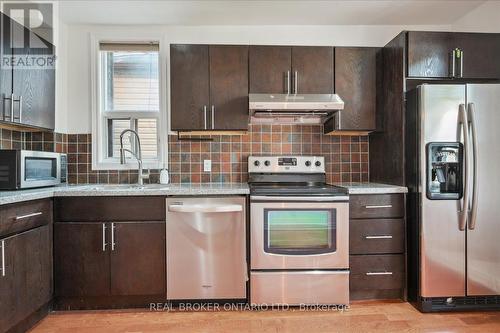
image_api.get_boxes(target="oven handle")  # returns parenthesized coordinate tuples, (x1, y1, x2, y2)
(250, 195, 349, 202)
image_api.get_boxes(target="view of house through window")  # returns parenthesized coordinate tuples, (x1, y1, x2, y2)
(98, 42, 160, 165)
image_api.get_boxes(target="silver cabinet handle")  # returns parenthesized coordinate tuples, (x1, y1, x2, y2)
(1, 240, 5, 277)
(15, 212, 43, 220)
(286, 70, 290, 94)
(458, 103, 470, 231)
(168, 204, 243, 213)
(16, 95, 22, 123)
(203, 105, 207, 130)
(451, 49, 456, 78)
(468, 103, 478, 230)
(10, 93, 14, 121)
(294, 70, 298, 94)
(211, 105, 215, 129)
(366, 271, 393, 276)
(2, 93, 12, 121)
(365, 235, 393, 239)
(459, 50, 464, 78)
(365, 205, 392, 209)
(102, 223, 107, 252)
(111, 223, 116, 251)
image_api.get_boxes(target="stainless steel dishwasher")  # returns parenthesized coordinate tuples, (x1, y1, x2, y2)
(166, 196, 247, 300)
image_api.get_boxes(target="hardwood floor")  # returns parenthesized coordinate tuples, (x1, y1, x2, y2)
(30, 301, 500, 333)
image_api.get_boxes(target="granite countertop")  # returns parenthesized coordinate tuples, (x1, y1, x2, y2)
(333, 182, 408, 195)
(0, 183, 250, 206)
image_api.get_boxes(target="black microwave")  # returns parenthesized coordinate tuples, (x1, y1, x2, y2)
(0, 150, 67, 190)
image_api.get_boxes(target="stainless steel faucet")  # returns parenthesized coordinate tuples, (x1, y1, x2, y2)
(119, 129, 149, 185)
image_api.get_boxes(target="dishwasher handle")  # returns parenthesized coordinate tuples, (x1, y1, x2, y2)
(168, 204, 243, 213)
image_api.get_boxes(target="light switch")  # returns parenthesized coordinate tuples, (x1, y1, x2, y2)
(203, 160, 211, 172)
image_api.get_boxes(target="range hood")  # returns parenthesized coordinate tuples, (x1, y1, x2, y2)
(249, 93, 344, 124)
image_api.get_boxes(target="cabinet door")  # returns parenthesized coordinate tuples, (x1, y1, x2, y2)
(291, 46, 334, 94)
(456, 33, 500, 79)
(407, 31, 454, 78)
(110, 222, 165, 296)
(333, 47, 378, 131)
(0, 13, 13, 124)
(0, 226, 51, 333)
(209, 45, 249, 131)
(11, 23, 55, 130)
(249, 45, 292, 94)
(54, 223, 111, 297)
(170, 44, 210, 131)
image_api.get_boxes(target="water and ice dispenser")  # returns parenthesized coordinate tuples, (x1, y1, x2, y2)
(427, 143, 463, 200)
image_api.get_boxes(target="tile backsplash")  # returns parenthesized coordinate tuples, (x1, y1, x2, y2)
(1, 125, 369, 185)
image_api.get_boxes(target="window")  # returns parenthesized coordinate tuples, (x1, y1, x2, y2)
(93, 40, 163, 169)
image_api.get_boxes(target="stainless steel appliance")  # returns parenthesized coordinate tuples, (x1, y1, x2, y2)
(406, 84, 500, 311)
(166, 197, 247, 300)
(249, 156, 350, 305)
(249, 93, 344, 124)
(0, 150, 66, 190)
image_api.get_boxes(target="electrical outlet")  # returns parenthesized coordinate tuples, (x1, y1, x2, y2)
(203, 160, 212, 172)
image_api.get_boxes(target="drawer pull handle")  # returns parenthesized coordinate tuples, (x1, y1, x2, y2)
(365, 205, 393, 209)
(366, 271, 393, 276)
(1, 240, 5, 277)
(365, 235, 393, 239)
(15, 212, 43, 220)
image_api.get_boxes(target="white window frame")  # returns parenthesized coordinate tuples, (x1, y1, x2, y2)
(90, 32, 167, 170)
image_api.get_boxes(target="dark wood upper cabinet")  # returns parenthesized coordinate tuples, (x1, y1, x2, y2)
(209, 45, 248, 130)
(325, 47, 379, 133)
(54, 223, 111, 297)
(110, 222, 165, 296)
(291, 46, 334, 94)
(249, 46, 292, 94)
(171, 44, 248, 131)
(407, 31, 500, 79)
(170, 44, 210, 131)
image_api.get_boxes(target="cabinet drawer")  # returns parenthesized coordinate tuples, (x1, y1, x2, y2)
(350, 194, 404, 219)
(0, 199, 52, 238)
(350, 219, 404, 254)
(350, 255, 404, 291)
(55, 197, 165, 222)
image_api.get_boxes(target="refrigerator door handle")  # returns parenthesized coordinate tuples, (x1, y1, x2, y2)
(467, 102, 478, 230)
(458, 104, 470, 231)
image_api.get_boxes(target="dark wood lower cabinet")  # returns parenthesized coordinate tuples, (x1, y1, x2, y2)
(54, 223, 111, 297)
(0, 225, 52, 333)
(110, 222, 165, 296)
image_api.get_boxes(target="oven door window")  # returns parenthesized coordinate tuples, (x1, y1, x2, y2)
(264, 209, 336, 255)
(25, 157, 57, 181)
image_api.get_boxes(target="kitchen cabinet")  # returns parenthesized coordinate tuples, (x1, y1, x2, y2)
(324, 47, 379, 133)
(170, 44, 248, 131)
(407, 31, 500, 79)
(54, 197, 166, 309)
(249, 45, 334, 94)
(348, 194, 406, 300)
(0, 12, 55, 130)
(0, 225, 52, 333)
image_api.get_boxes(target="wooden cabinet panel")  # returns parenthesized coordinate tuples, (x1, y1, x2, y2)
(0, 199, 52, 238)
(330, 47, 378, 132)
(249, 45, 292, 94)
(110, 222, 165, 296)
(291, 46, 334, 94)
(209, 45, 249, 130)
(54, 223, 110, 297)
(456, 33, 500, 79)
(349, 218, 404, 255)
(0, 13, 12, 124)
(350, 254, 404, 291)
(170, 44, 210, 131)
(350, 194, 405, 219)
(55, 197, 165, 222)
(407, 31, 454, 78)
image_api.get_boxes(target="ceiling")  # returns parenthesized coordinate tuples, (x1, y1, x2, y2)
(57, 0, 487, 26)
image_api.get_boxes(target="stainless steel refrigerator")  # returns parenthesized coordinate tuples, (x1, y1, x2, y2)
(406, 84, 500, 312)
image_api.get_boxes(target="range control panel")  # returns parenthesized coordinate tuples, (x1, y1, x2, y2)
(248, 156, 325, 173)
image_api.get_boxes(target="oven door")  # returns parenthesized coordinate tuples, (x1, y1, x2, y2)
(20, 151, 61, 188)
(250, 196, 349, 269)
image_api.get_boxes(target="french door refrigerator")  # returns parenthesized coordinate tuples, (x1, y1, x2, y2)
(406, 84, 500, 312)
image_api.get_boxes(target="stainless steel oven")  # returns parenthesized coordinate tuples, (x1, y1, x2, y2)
(0, 150, 66, 189)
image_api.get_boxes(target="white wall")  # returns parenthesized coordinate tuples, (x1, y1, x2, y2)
(59, 24, 452, 134)
(452, 1, 500, 32)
